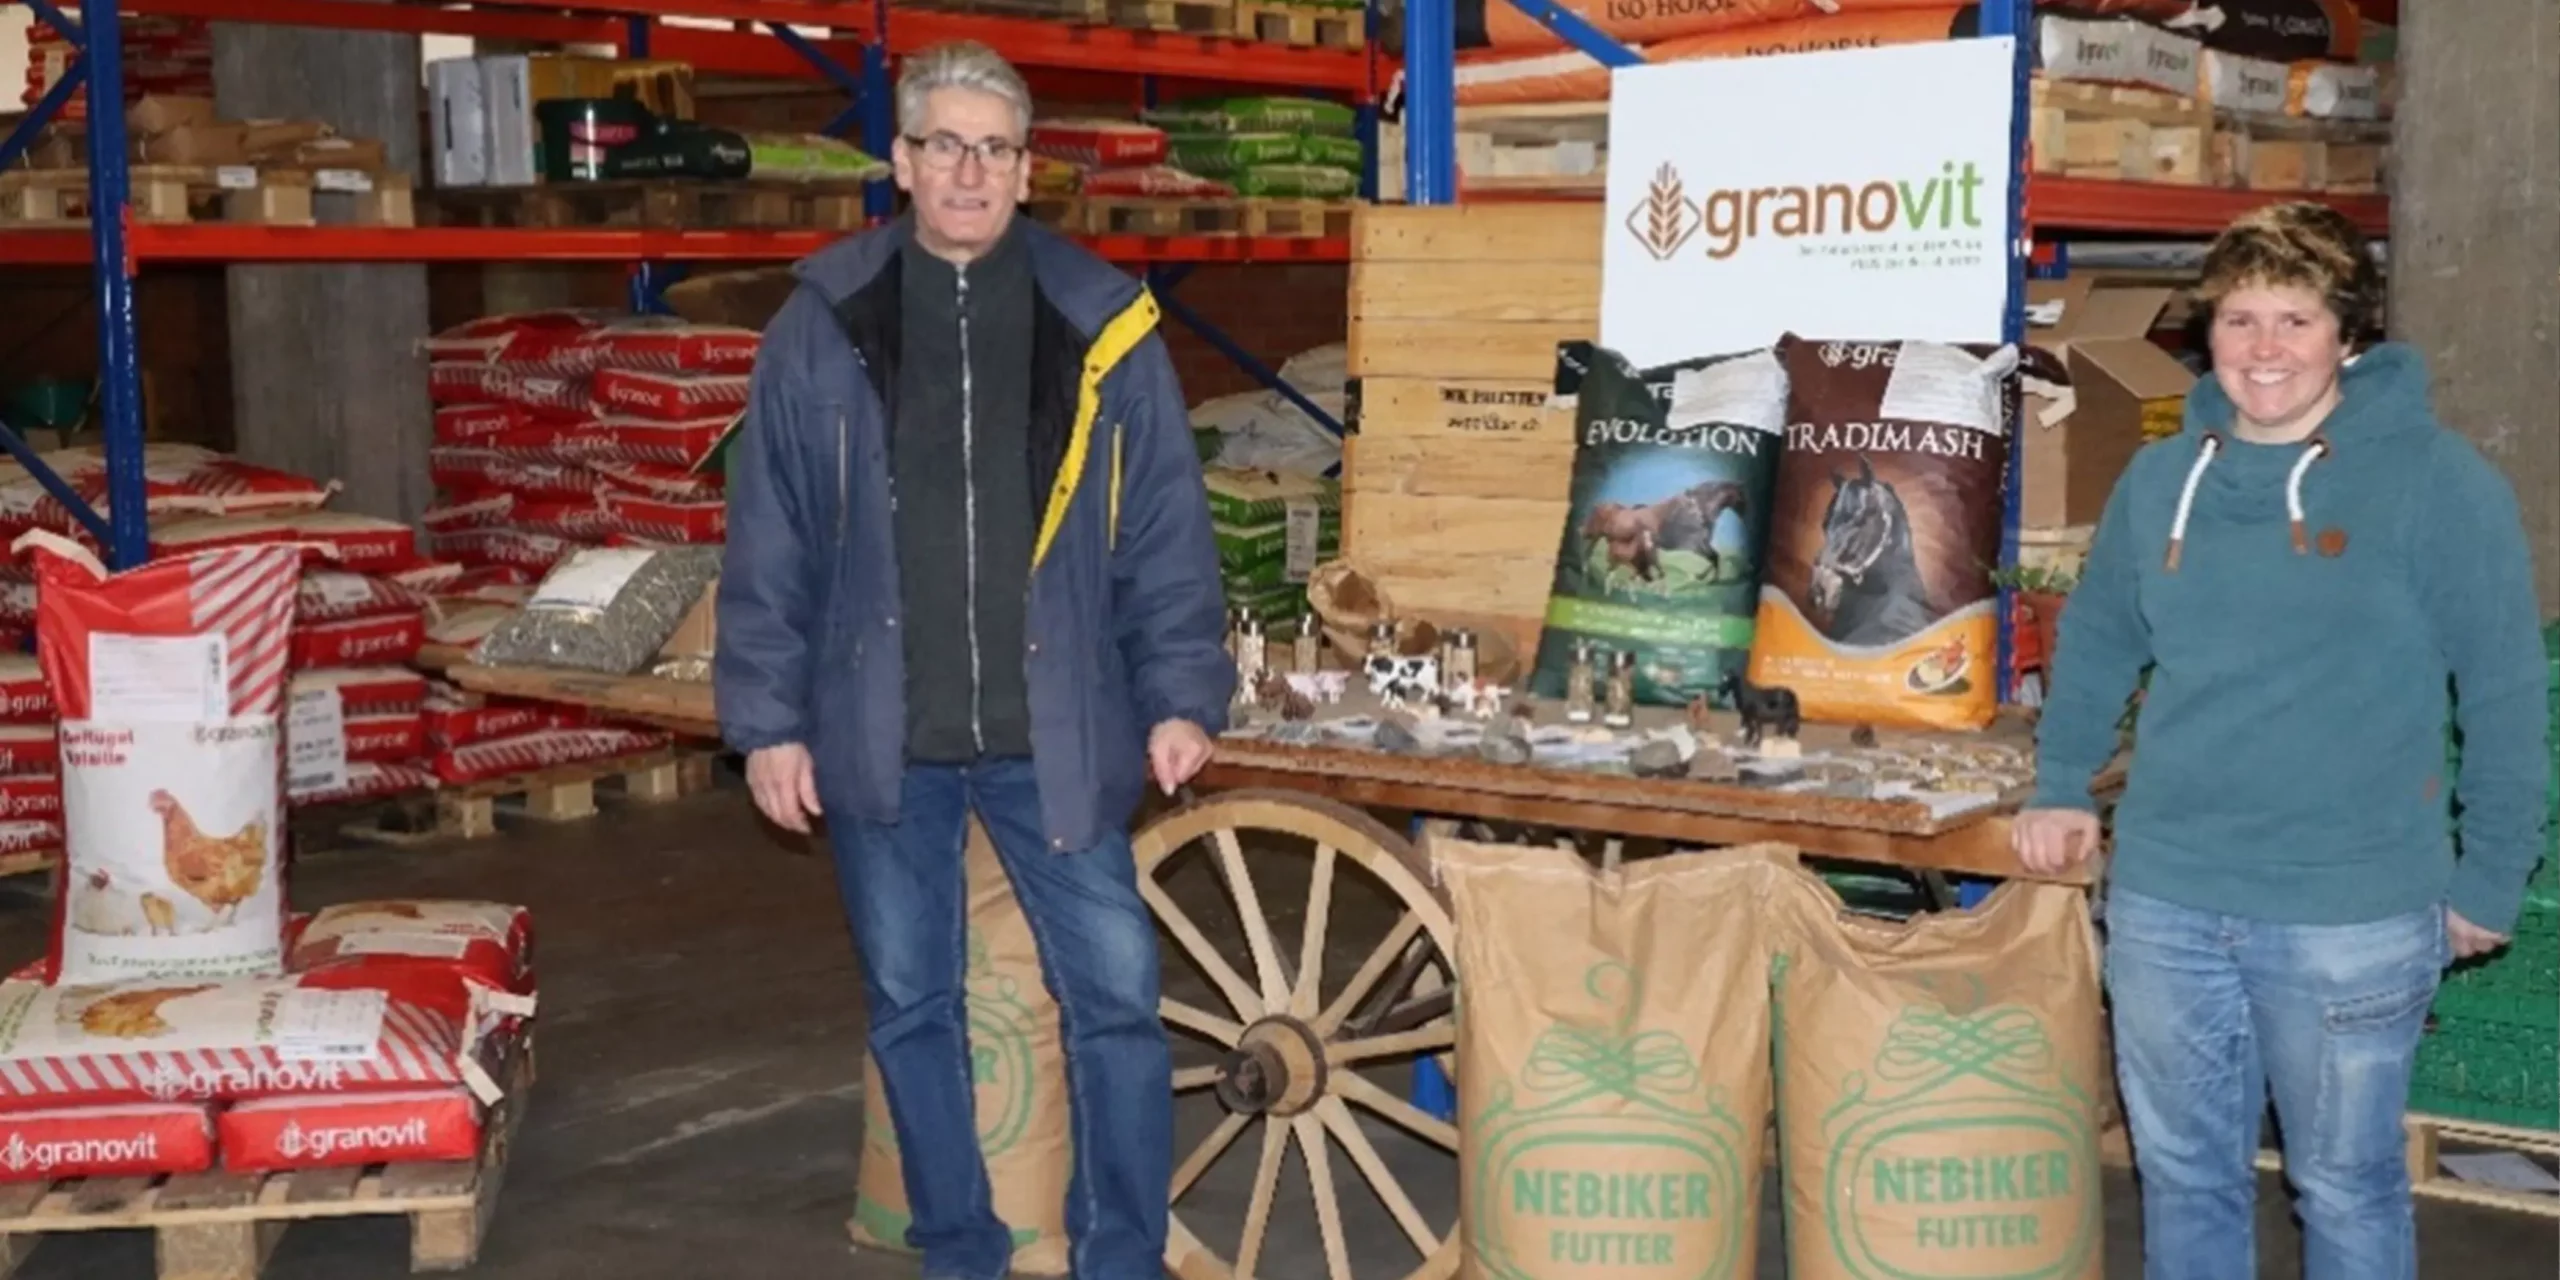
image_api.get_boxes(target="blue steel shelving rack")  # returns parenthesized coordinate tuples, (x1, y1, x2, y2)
(0, 0, 1389, 569)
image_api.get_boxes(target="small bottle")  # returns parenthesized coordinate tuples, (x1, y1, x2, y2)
(1223, 606, 1243, 660)
(1603, 650, 1636, 728)
(1564, 639, 1598, 724)
(1367, 620, 1398, 664)
(1293, 611, 1322, 673)
(1234, 613, 1268, 704)
(1445, 627, 1479, 690)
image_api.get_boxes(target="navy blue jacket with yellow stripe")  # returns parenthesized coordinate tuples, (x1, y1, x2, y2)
(713, 214, 1236, 852)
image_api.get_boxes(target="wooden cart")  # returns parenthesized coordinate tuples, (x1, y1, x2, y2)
(446, 662, 2096, 1280)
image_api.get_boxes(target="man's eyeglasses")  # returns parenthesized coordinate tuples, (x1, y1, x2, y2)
(904, 132, 1027, 173)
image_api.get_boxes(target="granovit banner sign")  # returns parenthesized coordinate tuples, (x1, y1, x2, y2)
(1600, 38, 2018, 368)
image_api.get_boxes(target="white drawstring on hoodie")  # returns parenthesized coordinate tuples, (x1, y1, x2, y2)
(2163, 434, 2331, 571)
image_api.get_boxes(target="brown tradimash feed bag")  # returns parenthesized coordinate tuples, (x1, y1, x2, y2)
(848, 820, 1071, 1275)
(1438, 835, 1784, 1280)
(1766, 858, 2105, 1280)
(1749, 336, 2021, 731)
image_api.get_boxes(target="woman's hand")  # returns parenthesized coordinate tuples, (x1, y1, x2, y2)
(2011, 808, 2101, 876)
(2447, 909, 2508, 960)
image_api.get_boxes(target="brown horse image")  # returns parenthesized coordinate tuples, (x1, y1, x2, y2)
(1580, 479, 1750, 590)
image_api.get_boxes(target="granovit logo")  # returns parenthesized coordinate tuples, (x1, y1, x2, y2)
(1626, 160, 1990, 260)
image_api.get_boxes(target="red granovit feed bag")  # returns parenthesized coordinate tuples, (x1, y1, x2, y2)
(589, 414, 736, 468)
(290, 612, 426, 669)
(0, 655, 53, 724)
(0, 445, 335, 540)
(433, 403, 522, 445)
(0, 725, 58, 776)
(428, 447, 603, 502)
(0, 773, 59, 825)
(0, 976, 502, 1112)
(344, 712, 425, 764)
(421, 309, 610, 373)
(218, 1088, 482, 1172)
(386, 561, 468, 594)
(423, 494, 514, 536)
(0, 1103, 215, 1181)
(289, 761, 437, 809)
(0, 820, 58, 858)
(153, 511, 425, 576)
(19, 529, 303, 984)
(432, 727, 669, 786)
(591, 368, 749, 420)
(1029, 118, 1169, 168)
(591, 461, 723, 502)
(599, 492, 725, 544)
(427, 362, 502, 405)
(291, 900, 533, 998)
(582, 319, 759, 374)
(424, 684, 578, 749)
(297, 570, 430, 626)
(509, 498, 618, 542)
(486, 370, 593, 419)
(291, 667, 427, 719)
(429, 528, 586, 575)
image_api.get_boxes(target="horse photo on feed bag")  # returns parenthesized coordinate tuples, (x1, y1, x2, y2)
(1529, 341, 1786, 711)
(1748, 336, 2026, 732)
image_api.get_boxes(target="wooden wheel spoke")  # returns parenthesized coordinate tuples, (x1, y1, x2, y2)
(1335, 1071, 1460, 1153)
(1214, 828, 1293, 1013)
(1316, 913, 1423, 1036)
(1235, 1120, 1289, 1278)
(1317, 1097, 1442, 1259)
(1292, 843, 1338, 1018)
(1171, 1064, 1222, 1092)
(1141, 875, 1264, 1020)
(1171, 1110, 1251, 1203)
(1331, 1023, 1456, 1066)
(1161, 997, 1244, 1047)
(1292, 1113, 1354, 1280)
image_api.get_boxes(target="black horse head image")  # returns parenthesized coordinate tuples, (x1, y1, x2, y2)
(1806, 455, 1936, 647)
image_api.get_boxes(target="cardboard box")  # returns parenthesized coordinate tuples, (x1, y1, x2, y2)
(2020, 276, 2195, 529)
(658, 580, 717, 661)
(427, 56, 489, 187)
(479, 53, 696, 188)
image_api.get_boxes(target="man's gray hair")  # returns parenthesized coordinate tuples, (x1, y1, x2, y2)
(895, 40, 1034, 139)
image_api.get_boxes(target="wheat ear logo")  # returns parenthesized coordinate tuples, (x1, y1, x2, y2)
(1627, 163, 1699, 261)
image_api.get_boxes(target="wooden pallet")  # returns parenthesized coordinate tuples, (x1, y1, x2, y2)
(0, 849, 56, 880)
(0, 166, 414, 228)
(896, 0, 1107, 20)
(2253, 1112, 2560, 1218)
(1031, 195, 1352, 238)
(0, 1037, 532, 1279)
(2028, 76, 2214, 186)
(330, 748, 720, 847)
(1104, 0, 1228, 32)
(430, 180, 869, 232)
(1231, 1, 1362, 48)
(1379, 104, 1609, 200)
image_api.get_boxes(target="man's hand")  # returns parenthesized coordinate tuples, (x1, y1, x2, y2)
(2011, 808, 2101, 877)
(2448, 909, 2508, 961)
(1148, 719, 1215, 795)
(746, 743, 822, 834)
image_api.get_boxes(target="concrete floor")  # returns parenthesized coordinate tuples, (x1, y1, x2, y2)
(0, 780, 2550, 1278)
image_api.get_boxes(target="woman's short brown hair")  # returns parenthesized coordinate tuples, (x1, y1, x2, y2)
(2194, 201, 2386, 340)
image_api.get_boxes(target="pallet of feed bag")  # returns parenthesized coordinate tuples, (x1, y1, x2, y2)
(0, 165, 326, 227)
(1379, 103, 1608, 201)
(410, 741, 715, 844)
(895, 0, 1108, 20)
(0, 1032, 533, 1280)
(1102, 0, 1228, 34)
(428, 179, 868, 232)
(1023, 195, 1249, 237)
(2028, 76, 2213, 186)
(1342, 201, 1597, 660)
(1230, 1, 1362, 48)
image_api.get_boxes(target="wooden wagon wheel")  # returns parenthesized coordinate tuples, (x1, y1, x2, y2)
(1134, 789, 1462, 1280)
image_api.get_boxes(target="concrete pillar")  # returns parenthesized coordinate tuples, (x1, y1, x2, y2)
(212, 22, 434, 524)
(2385, 0, 2560, 609)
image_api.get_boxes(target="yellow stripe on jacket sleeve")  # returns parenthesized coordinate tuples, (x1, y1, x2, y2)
(1033, 287, 1161, 570)
(1109, 427, 1124, 551)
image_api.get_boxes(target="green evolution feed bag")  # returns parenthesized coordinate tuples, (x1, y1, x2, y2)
(850, 819, 1070, 1274)
(1438, 834, 1786, 1280)
(1142, 95, 1358, 136)
(1767, 859, 2106, 1280)
(1528, 340, 1785, 709)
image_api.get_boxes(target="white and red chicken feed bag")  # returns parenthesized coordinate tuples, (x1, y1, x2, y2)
(17, 530, 304, 984)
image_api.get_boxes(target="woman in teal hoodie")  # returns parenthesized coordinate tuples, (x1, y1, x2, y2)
(2013, 202, 2550, 1279)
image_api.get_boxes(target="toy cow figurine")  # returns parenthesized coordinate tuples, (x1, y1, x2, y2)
(1364, 653, 1439, 711)
(1719, 670, 1801, 750)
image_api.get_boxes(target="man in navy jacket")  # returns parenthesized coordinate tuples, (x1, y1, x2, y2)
(713, 39, 1234, 1280)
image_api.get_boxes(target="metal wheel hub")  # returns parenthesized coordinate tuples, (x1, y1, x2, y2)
(1213, 1014, 1329, 1118)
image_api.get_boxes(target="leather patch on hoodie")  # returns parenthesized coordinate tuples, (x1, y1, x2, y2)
(2316, 527, 2348, 557)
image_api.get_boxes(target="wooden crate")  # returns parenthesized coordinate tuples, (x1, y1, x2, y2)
(1379, 103, 1609, 201)
(2028, 76, 2214, 186)
(1104, 0, 1228, 33)
(1343, 202, 1602, 660)
(0, 165, 413, 228)
(431, 180, 868, 232)
(1231, 1, 1362, 48)
(0, 1035, 531, 1279)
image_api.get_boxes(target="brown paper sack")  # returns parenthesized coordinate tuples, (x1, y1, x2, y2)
(1439, 835, 1785, 1280)
(1767, 859, 2106, 1280)
(848, 819, 1072, 1275)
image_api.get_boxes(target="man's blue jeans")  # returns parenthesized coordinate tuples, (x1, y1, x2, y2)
(830, 758, 1172, 1280)
(2102, 885, 2449, 1280)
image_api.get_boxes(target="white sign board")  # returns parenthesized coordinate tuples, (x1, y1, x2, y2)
(1600, 38, 2019, 369)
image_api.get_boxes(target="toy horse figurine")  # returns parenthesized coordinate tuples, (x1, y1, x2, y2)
(1719, 670, 1801, 750)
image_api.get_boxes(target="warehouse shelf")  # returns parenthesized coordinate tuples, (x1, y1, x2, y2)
(0, 224, 1354, 266)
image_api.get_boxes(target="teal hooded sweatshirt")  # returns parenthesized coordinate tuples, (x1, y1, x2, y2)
(2030, 342, 2552, 934)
